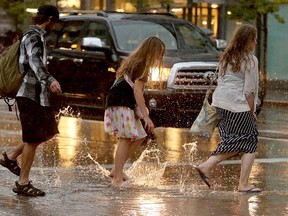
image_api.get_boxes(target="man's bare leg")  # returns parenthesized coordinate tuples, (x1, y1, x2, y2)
(3, 143, 25, 161)
(18, 142, 40, 185)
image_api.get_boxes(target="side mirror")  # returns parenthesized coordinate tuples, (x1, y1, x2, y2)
(81, 37, 110, 53)
(82, 37, 103, 48)
(81, 37, 117, 62)
(215, 39, 227, 51)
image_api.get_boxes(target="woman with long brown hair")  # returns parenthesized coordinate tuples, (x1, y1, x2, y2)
(104, 36, 165, 188)
(194, 24, 261, 192)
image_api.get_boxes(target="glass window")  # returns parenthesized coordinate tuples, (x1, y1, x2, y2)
(174, 23, 217, 52)
(56, 21, 84, 49)
(111, 21, 177, 51)
(46, 22, 64, 48)
(84, 22, 111, 48)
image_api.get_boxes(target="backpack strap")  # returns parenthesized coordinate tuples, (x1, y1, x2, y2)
(3, 97, 15, 112)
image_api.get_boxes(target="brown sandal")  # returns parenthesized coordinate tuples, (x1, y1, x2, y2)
(0, 152, 21, 176)
(12, 181, 45, 196)
(194, 165, 211, 188)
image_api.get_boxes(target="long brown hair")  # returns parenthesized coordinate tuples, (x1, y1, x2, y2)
(116, 36, 165, 81)
(219, 24, 257, 76)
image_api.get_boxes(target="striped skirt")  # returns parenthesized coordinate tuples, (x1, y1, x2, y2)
(212, 108, 258, 155)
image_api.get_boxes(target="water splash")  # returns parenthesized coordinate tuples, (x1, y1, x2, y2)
(119, 140, 200, 192)
(124, 147, 167, 189)
(183, 141, 198, 163)
(40, 106, 201, 193)
(55, 105, 81, 123)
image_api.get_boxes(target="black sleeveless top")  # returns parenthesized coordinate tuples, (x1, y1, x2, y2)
(105, 78, 136, 110)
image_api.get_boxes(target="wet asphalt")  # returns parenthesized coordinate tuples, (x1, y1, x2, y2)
(0, 88, 288, 216)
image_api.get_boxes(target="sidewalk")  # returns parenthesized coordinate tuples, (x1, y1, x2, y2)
(264, 88, 288, 105)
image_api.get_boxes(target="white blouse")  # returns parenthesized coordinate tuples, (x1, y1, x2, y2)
(212, 54, 259, 112)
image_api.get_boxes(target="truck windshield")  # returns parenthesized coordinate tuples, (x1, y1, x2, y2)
(111, 20, 217, 53)
(111, 20, 177, 51)
(173, 23, 217, 52)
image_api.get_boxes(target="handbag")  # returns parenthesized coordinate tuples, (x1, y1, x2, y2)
(190, 70, 218, 139)
(124, 74, 149, 119)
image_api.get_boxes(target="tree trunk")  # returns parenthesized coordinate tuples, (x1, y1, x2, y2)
(255, 13, 261, 65)
(263, 13, 268, 93)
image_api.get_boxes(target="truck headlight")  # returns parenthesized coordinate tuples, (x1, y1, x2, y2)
(150, 67, 170, 81)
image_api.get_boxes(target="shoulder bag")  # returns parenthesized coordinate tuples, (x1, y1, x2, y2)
(190, 70, 218, 139)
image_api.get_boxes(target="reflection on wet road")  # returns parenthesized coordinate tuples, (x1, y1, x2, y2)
(0, 102, 288, 216)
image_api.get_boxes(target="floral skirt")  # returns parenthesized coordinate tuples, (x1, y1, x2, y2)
(104, 106, 147, 141)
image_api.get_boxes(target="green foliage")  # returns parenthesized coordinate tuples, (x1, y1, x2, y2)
(127, 0, 173, 12)
(127, 0, 150, 11)
(157, 0, 174, 6)
(0, 0, 50, 32)
(228, 0, 286, 23)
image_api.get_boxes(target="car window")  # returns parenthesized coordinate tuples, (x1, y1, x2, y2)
(83, 22, 111, 48)
(55, 21, 84, 50)
(46, 22, 64, 48)
(111, 21, 177, 51)
(174, 23, 217, 52)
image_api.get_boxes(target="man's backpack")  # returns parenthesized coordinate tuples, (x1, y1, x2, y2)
(0, 30, 40, 111)
(0, 40, 23, 98)
(0, 30, 38, 99)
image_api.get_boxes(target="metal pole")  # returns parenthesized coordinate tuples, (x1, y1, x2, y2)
(106, 0, 116, 11)
(218, 3, 227, 39)
(187, 0, 193, 22)
(81, 0, 91, 10)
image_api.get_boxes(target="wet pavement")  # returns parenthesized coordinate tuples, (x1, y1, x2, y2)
(0, 89, 288, 216)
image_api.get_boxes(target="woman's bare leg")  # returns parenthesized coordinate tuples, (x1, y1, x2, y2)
(110, 138, 145, 181)
(112, 138, 132, 187)
(238, 153, 260, 191)
(197, 152, 238, 177)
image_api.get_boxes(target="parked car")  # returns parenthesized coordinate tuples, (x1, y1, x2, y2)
(46, 12, 261, 128)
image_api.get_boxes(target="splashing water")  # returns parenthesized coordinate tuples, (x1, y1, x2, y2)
(39, 106, 201, 192)
(119, 140, 200, 192)
(37, 106, 111, 189)
(55, 105, 81, 123)
(124, 146, 167, 189)
(183, 141, 198, 163)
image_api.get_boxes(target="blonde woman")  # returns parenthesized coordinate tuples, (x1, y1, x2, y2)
(104, 36, 165, 188)
(195, 24, 261, 192)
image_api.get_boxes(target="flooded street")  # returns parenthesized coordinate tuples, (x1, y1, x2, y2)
(0, 100, 288, 216)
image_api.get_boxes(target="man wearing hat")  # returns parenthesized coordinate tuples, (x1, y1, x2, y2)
(0, 5, 62, 196)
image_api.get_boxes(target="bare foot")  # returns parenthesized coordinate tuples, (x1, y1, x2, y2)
(109, 170, 129, 181)
(196, 165, 210, 178)
(194, 165, 211, 188)
(112, 179, 124, 188)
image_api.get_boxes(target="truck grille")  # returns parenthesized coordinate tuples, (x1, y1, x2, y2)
(168, 64, 218, 90)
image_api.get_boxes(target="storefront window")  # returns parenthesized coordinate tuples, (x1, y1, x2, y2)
(84, 1, 220, 37)
(192, 3, 218, 37)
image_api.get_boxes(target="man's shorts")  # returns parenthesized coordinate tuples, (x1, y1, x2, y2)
(16, 97, 59, 143)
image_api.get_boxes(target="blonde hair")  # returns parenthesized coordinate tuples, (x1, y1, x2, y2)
(116, 36, 165, 81)
(219, 24, 257, 76)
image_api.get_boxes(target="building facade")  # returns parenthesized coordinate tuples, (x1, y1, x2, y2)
(267, 4, 288, 86)
(57, 0, 228, 39)
(4, 0, 286, 85)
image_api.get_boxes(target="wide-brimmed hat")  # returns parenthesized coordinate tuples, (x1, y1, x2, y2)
(37, 4, 59, 21)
